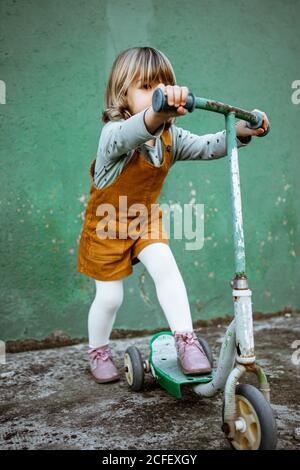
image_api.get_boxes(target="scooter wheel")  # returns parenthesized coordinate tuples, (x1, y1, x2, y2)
(124, 346, 144, 391)
(222, 384, 277, 450)
(196, 335, 214, 368)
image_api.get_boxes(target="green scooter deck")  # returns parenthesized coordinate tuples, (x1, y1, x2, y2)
(149, 331, 213, 399)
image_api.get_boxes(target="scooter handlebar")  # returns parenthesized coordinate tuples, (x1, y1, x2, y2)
(245, 110, 270, 137)
(152, 88, 270, 137)
(152, 87, 196, 113)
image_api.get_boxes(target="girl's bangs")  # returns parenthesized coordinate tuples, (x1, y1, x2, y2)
(136, 51, 175, 87)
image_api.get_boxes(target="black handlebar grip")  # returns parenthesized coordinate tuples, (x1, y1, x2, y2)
(246, 110, 270, 137)
(152, 87, 196, 113)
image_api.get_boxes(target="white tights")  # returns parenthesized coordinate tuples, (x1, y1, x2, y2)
(88, 242, 194, 349)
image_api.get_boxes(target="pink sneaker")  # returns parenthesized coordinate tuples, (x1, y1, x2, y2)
(88, 344, 120, 383)
(174, 331, 212, 375)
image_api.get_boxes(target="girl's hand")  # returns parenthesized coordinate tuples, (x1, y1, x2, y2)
(235, 109, 270, 138)
(155, 83, 189, 117)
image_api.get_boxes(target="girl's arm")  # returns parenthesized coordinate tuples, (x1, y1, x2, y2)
(97, 108, 165, 163)
(171, 126, 251, 164)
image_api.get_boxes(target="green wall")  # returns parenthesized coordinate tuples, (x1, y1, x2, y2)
(1, 0, 299, 341)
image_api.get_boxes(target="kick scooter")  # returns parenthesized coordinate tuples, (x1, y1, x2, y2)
(124, 88, 277, 450)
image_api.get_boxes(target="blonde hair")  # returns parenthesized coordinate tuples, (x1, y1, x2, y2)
(102, 46, 177, 129)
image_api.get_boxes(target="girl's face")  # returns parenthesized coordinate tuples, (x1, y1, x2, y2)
(126, 76, 160, 115)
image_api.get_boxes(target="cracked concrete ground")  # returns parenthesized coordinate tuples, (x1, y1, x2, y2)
(0, 314, 300, 450)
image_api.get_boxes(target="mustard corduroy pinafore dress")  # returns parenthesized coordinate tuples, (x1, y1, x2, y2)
(77, 127, 172, 281)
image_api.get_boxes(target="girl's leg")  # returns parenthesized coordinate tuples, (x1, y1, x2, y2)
(88, 278, 124, 349)
(137, 243, 194, 333)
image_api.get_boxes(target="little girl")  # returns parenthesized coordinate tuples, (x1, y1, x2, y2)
(77, 46, 269, 384)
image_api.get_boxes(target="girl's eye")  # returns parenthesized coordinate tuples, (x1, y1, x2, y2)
(142, 83, 151, 89)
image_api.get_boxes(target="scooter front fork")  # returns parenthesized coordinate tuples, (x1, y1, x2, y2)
(223, 277, 271, 438)
(231, 277, 255, 364)
(222, 362, 271, 439)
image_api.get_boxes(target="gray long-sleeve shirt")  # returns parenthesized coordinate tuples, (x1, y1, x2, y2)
(93, 107, 252, 189)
